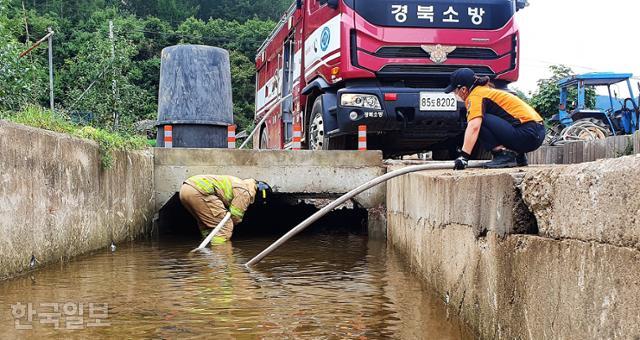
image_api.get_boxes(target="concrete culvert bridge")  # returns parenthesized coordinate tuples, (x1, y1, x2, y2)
(2, 120, 640, 338)
(152, 148, 390, 240)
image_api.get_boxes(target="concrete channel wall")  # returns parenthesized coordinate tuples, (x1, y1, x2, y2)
(0, 121, 155, 280)
(387, 157, 640, 339)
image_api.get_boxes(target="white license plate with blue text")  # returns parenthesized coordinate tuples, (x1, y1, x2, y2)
(419, 92, 457, 111)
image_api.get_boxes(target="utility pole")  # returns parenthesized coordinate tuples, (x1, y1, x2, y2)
(47, 27, 54, 111)
(22, 1, 30, 43)
(109, 20, 119, 130)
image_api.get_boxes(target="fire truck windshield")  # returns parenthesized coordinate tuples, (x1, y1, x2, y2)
(347, 0, 516, 30)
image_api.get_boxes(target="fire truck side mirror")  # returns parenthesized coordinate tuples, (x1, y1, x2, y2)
(516, 0, 529, 11)
(296, 0, 302, 9)
(327, 0, 339, 9)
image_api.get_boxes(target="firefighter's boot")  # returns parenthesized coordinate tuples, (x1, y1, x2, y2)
(484, 149, 518, 169)
(516, 153, 528, 167)
(201, 229, 228, 246)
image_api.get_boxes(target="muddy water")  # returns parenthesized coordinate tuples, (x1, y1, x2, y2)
(0, 234, 472, 339)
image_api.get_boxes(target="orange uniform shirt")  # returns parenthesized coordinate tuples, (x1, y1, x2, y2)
(465, 86, 543, 125)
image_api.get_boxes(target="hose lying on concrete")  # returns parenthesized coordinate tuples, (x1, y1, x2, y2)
(245, 160, 488, 267)
(191, 212, 231, 253)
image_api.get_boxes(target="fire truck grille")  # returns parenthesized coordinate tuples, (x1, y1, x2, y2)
(403, 78, 451, 89)
(375, 47, 499, 60)
(378, 65, 495, 76)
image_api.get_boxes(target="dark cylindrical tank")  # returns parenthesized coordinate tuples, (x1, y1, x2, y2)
(156, 45, 233, 148)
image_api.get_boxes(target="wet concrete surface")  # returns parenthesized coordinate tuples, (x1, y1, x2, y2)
(0, 233, 472, 339)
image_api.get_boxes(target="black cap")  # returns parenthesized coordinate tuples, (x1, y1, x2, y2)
(444, 68, 476, 93)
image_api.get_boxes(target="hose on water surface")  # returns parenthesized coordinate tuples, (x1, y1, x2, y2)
(245, 160, 489, 267)
(191, 212, 232, 253)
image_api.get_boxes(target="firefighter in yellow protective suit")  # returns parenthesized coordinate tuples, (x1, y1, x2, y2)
(179, 175, 272, 244)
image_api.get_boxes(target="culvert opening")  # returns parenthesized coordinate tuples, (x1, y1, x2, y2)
(155, 192, 369, 240)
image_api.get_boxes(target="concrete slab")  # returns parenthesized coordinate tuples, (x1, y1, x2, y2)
(153, 148, 386, 210)
(387, 166, 539, 237)
(522, 155, 640, 250)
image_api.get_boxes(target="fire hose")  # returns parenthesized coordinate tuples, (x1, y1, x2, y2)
(245, 160, 488, 267)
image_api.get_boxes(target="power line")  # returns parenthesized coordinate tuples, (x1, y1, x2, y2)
(16, 25, 270, 48)
(68, 63, 112, 110)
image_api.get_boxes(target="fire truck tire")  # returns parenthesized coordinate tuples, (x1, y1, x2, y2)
(308, 96, 347, 150)
(259, 127, 268, 149)
(309, 97, 328, 150)
(309, 108, 328, 149)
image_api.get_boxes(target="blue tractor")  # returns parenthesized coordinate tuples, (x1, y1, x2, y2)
(550, 73, 640, 142)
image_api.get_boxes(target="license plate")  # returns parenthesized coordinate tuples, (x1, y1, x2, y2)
(419, 92, 458, 111)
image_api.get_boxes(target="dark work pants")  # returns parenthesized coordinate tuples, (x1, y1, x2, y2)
(479, 114, 546, 154)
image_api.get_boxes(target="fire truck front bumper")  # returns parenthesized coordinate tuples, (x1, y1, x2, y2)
(334, 88, 466, 141)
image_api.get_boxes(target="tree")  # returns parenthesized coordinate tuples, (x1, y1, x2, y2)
(57, 9, 157, 129)
(0, 0, 46, 111)
(2, 0, 287, 132)
(120, 0, 199, 23)
(529, 65, 596, 119)
(196, 0, 292, 22)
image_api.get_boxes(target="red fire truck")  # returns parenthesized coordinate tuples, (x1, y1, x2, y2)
(254, 0, 528, 157)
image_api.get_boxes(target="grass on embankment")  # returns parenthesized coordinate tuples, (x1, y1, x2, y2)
(1, 106, 148, 169)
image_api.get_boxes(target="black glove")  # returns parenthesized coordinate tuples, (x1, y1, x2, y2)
(454, 151, 471, 170)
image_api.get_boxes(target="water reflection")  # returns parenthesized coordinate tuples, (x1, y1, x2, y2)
(0, 233, 472, 339)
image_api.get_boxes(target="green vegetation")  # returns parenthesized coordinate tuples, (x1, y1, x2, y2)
(529, 65, 596, 119)
(1, 106, 147, 168)
(0, 0, 289, 133)
(1, 0, 595, 135)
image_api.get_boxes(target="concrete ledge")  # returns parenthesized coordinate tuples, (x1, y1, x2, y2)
(388, 159, 640, 339)
(387, 167, 537, 237)
(388, 214, 640, 339)
(154, 148, 386, 210)
(0, 121, 155, 280)
(522, 155, 640, 250)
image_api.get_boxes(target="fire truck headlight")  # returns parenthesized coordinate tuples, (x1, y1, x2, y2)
(341, 94, 382, 110)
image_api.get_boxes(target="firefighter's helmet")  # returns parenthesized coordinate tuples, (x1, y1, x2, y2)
(255, 181, 272, 205)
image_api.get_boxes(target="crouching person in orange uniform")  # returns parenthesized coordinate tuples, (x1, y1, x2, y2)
(179, 175, 272, 244)
(445, 68, 546, 170)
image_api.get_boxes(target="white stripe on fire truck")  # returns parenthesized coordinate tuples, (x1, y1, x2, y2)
(304, 52, 341, 79)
